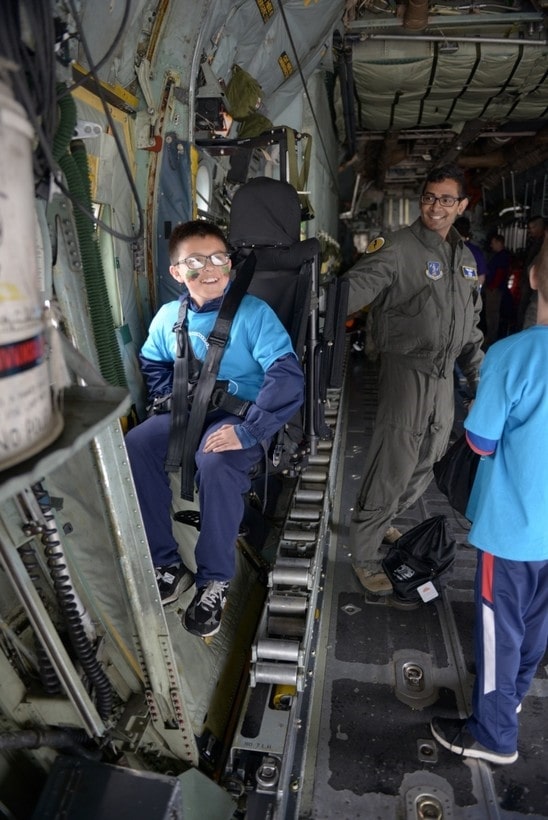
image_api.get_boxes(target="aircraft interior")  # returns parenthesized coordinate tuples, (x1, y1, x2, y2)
(0, 1, 547, 818)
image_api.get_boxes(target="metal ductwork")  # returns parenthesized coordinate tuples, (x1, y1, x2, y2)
(477, 129, 548, 189)
(480, 135, 514, 153)
(403, 0, 429, 32)
(458, 151, 508, 169)
(375, 132, 406, 188)
(433, 120, 486, 166)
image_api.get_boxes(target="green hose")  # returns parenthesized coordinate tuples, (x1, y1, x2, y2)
(53, 86, 126, 387)
(53, 86, 76, 163)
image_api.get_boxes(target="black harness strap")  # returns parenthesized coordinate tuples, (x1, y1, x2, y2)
(179, 249, 257, 500)
(165, 297, 192, 471)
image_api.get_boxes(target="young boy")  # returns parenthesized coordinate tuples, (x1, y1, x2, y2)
(126, 220, 304, 637)
(430, 236, 548, 764)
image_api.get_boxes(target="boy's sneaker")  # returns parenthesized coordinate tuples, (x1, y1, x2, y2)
(183, 580, 230, 637)
(430, 716, 518, 765)
(155, 563, 194, 605)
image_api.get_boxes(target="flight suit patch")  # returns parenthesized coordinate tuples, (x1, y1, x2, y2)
(425, 261, 443, 280)
(366, 237, 385, 254)
(462, 265, 477, 280)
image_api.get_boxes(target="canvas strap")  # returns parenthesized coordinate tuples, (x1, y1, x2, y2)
(178, 250, 256, 500)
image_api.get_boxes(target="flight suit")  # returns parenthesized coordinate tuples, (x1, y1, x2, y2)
(344, 218, 484, 571)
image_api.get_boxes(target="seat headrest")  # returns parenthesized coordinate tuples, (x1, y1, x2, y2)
(253, 239, 320, 271)
(229, 177, 301, 248)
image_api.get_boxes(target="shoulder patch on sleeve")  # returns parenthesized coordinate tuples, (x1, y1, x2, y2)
(366, 236, 386, 254)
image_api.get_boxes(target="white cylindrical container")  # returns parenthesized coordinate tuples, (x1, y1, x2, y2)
(0, 79, 63, 470)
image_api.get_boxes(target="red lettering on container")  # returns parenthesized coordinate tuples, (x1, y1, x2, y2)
(0, 335, 45, 377)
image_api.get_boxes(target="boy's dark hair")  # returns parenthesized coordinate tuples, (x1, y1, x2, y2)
(168, 220, 228, 263)
(424, 163, 467, 199)
(533, 234, 548, 301)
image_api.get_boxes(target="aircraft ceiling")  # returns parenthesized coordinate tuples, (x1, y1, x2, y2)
(46, 0, 548, 223)
(339, 0, 548, 215)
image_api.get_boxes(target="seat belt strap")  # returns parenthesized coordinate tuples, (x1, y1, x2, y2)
(165, 298, 191, 471)
(179, 250, 256, 500)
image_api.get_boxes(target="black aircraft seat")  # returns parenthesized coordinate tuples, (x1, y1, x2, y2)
(229, 176, 348, 449)
(229, 176, 317, 357)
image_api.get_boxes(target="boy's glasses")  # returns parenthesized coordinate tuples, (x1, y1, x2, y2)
(420, 194, 463, 207)
(174, 252, 231, 271)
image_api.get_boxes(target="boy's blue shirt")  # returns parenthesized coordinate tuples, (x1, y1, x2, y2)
(140, 290, 304, 447)
(465, 325, 548, 560)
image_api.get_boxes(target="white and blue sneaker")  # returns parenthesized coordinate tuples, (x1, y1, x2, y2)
(430, 716, 518, 765)
(155, 563, 194, 605)
(183, 580, 230, 637)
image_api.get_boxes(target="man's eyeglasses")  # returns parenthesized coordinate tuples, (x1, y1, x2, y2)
(420, 193, 463, 207)
(174, 252, 231, 271)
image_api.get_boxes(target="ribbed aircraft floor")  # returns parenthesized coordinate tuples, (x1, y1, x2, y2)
(301, 350, 548, 819)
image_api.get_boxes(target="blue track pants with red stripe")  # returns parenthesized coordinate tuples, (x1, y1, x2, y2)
(466, 550, 548, 754)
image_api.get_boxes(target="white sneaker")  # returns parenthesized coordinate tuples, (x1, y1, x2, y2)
(430, 717, 518, 765)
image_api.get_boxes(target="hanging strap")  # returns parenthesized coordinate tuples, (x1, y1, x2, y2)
(285, 128, 314, 220)
(179, 250, 257, 500)
(165, 297, 194, 471)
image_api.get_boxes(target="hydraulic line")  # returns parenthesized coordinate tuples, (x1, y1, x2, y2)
(0, 728, 100, 760)
(18, 543, 61, 694)
(32, 483, 113, 722)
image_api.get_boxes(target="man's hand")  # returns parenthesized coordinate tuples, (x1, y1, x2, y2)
(203, 424, 243, 453)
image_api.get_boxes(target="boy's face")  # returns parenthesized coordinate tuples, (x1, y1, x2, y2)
(169, 234, 231, 306)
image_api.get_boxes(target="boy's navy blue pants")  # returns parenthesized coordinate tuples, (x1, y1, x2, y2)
(125, 411, 262, 588)
(467, 550, 548, 754)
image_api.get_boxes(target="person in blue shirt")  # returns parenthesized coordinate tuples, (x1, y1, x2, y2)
(431, 235, 548, 765)
(125, 220, 304, 637)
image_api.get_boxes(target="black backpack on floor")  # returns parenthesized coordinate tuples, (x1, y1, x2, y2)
(382, 515, 456, 603)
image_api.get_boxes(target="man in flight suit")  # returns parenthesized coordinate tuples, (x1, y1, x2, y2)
(344, 164, 484, 594)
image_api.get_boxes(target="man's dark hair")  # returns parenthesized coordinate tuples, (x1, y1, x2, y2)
(169, 219, 228, 263)
(454, 216, 471, 238)
(423, 163, 467, 199)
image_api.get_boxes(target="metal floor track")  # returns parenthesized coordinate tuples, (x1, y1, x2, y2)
(301, 351, 548, 820)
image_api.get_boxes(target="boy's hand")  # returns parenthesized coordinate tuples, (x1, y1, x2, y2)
(203, 424, 242, 453)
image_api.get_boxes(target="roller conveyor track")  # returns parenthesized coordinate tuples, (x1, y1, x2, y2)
(226, 387, 344, 815)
